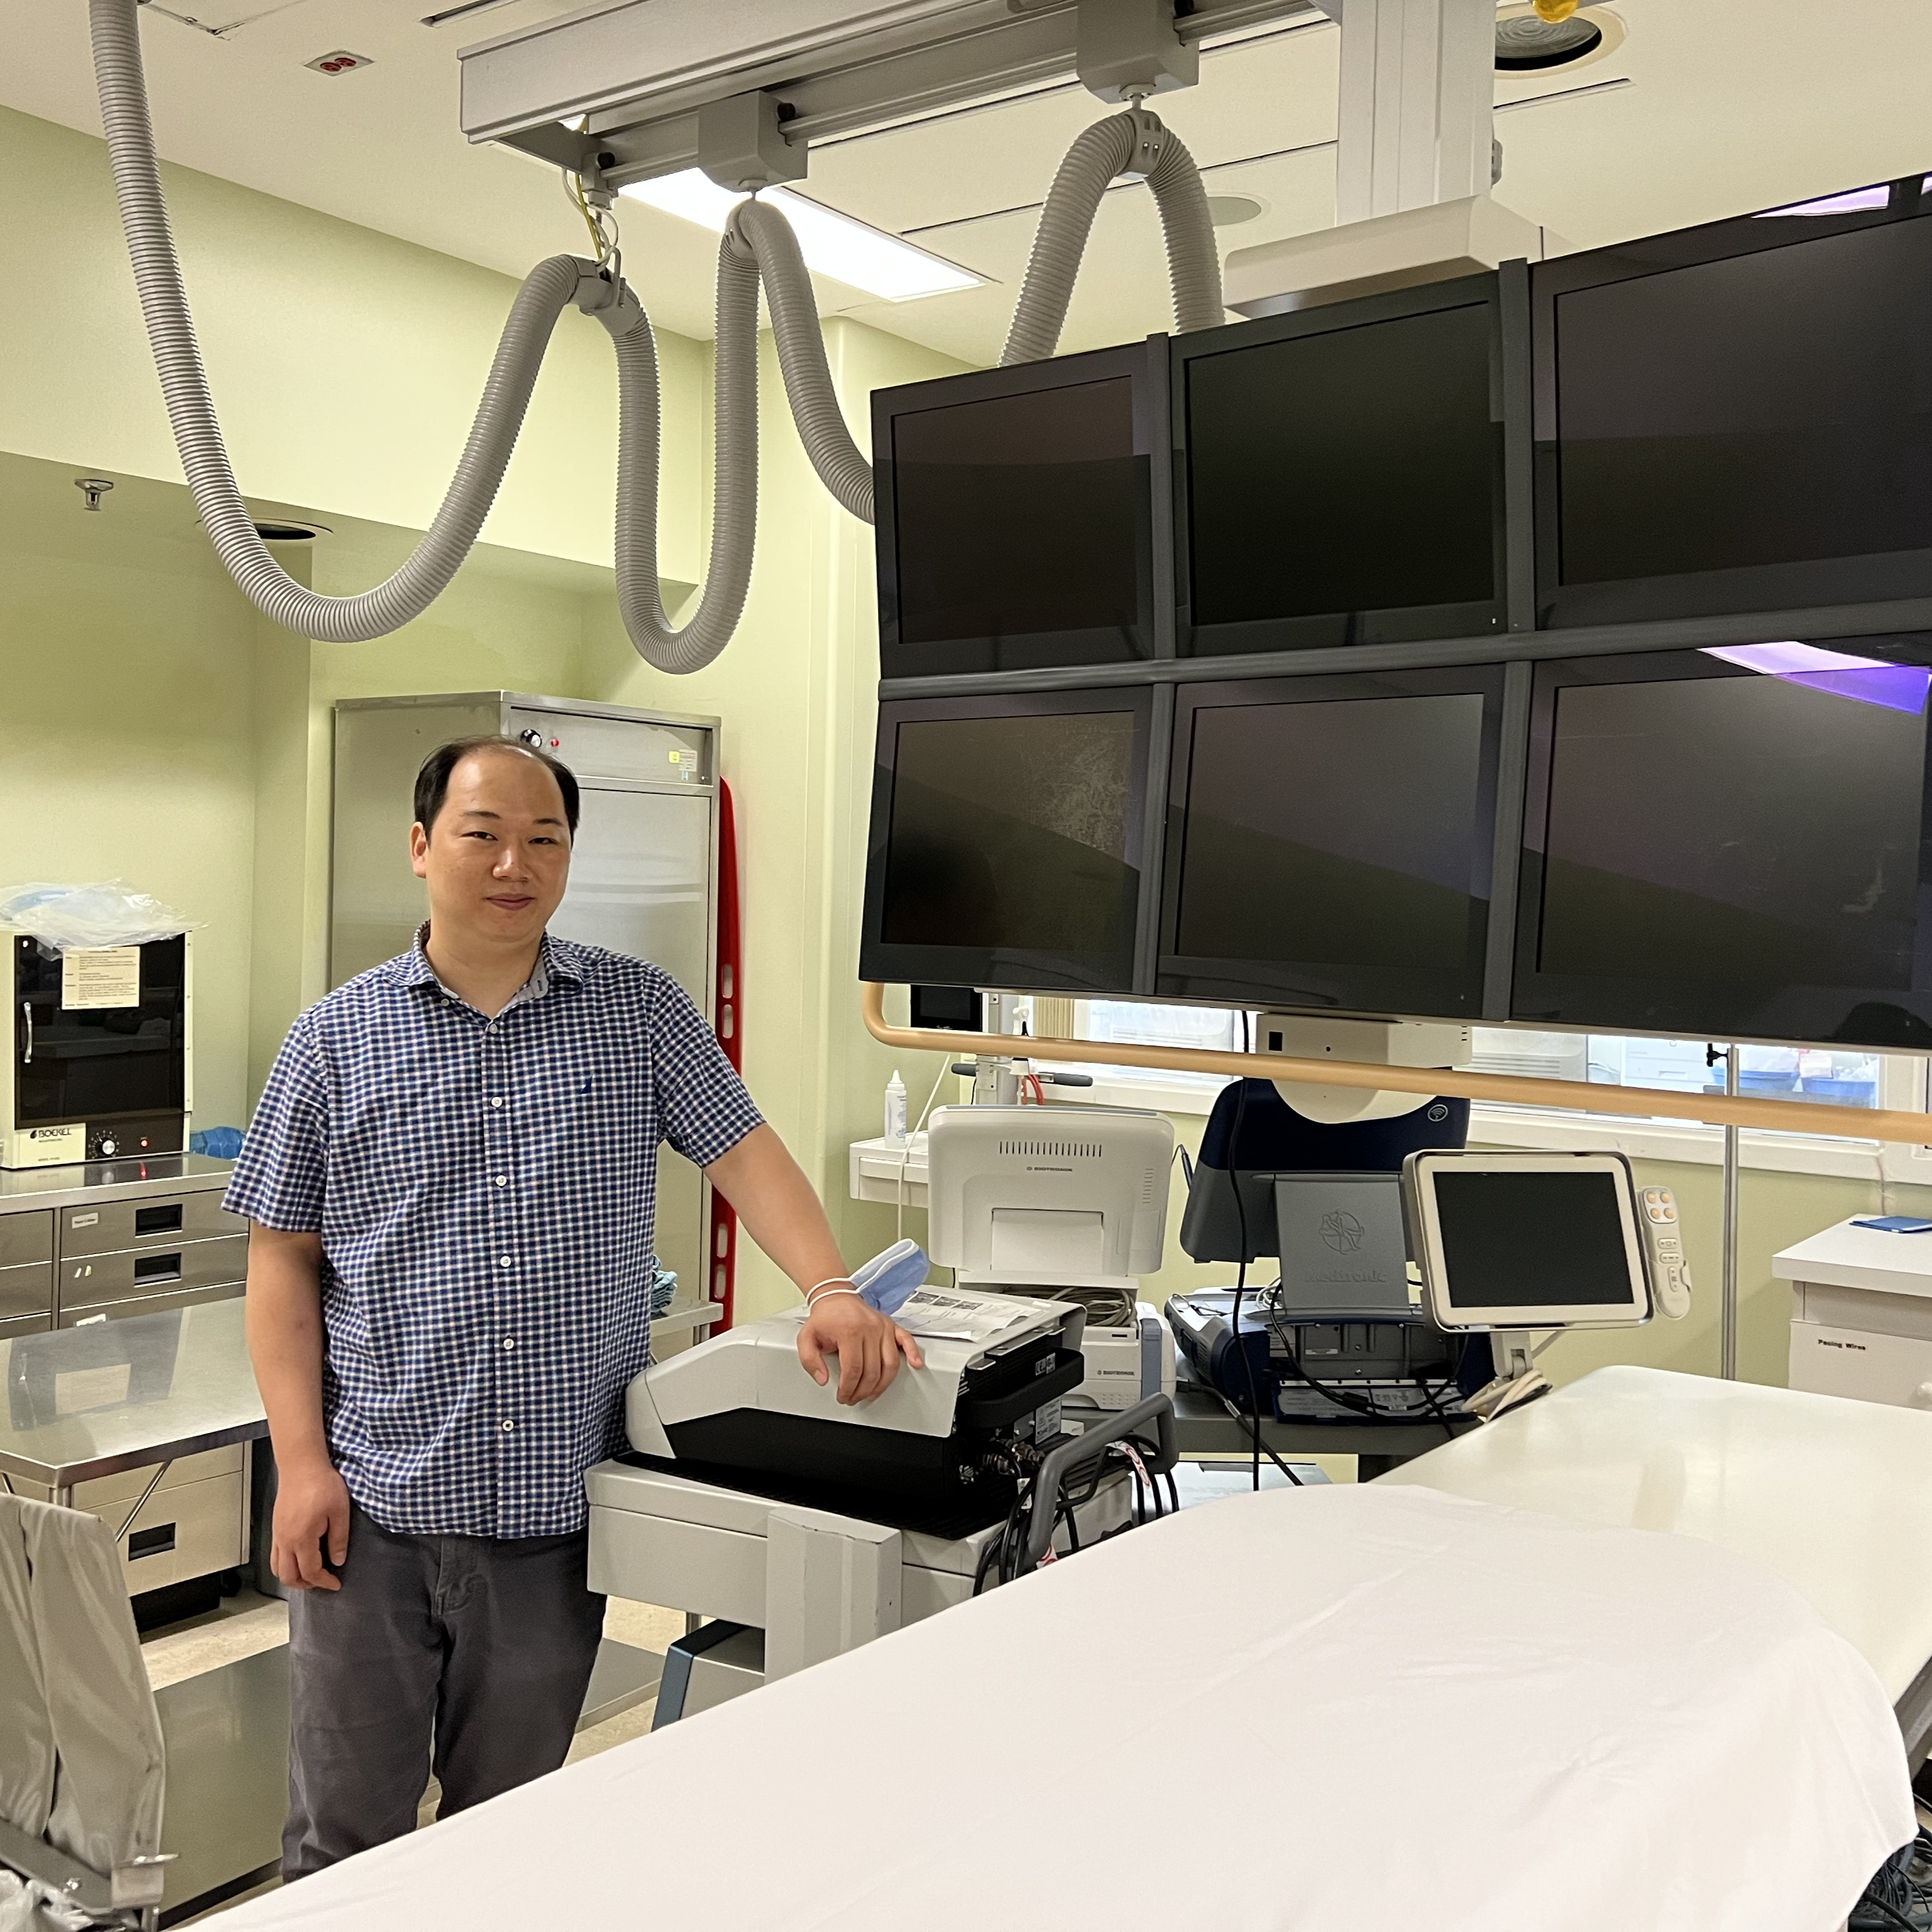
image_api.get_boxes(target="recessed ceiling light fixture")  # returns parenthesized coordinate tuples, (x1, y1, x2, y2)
(619, 172, 984, 302)
(1206, 194, 1265, 228)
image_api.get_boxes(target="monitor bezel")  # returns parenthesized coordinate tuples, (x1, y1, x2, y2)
(1157, 664, 1509, 1019)
(1511, 642, 1932, 1048)
(871, 340, 1168, 680)
(1402, 1149, 1652, 1331)
(1533, 177, 1932, 630)
(1171, 272, 1512, 659)
(858, 685, 1156, 995)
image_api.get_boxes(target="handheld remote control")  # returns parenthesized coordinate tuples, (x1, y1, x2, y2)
(1638, 1186, 1692, 1319)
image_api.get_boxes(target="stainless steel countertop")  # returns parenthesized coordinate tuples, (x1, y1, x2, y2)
(0, 1154, 236, 1215)
(0, 1296, 265, 1487)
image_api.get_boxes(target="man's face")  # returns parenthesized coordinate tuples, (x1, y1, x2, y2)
(410, 749, 572, 950)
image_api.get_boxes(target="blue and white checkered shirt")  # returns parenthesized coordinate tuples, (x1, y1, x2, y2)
(225, 928, 762, 1538)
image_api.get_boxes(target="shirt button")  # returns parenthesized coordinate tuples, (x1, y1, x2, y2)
(495, 1174, 509, 1187)
(499, 1255, 513, 1268)
(502, 1337, 516, 1351)
(490, 1097, 505, 1109)
(500, 1418, 515, 1432)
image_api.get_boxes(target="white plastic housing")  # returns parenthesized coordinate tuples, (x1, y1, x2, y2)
(926, 1105, 1174, 1280)
(1224, 195, 1564, 317)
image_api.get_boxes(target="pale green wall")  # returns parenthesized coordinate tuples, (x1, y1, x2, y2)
(0, 104, 701, 578)
(0, 102, 968, 1328)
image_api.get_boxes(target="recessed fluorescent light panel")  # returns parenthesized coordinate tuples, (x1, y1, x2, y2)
(619, 173, 984, 302)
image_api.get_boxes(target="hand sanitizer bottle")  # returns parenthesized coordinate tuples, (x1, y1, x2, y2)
(883, 1069, 909, 1146)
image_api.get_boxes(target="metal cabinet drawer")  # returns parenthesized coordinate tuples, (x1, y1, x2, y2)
(60, 1233, 248, 1319)
(0, 1313, 50, 1341)
(61, 1279, 244, 1327)
(0, 1260, 53, 1322)
(10, 1467, 248, 1595)
(116, 1471, 247, 1595)
(0, 1212, 53, 1268)
(59, 1191, 246, 1259)
(13, 1445, 246, 1513)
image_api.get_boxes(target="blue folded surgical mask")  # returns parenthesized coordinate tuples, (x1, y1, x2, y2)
(849, 1238, 929, 1316)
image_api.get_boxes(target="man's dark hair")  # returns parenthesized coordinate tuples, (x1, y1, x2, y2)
(413, 737, 580, 839)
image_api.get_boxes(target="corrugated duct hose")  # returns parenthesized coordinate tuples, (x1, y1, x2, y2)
(88, 0, 1219, 666)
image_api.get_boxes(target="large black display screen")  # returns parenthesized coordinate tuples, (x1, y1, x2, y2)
(1545, 205, 1932, 616)
(1160, 676, 1498, 1014)
(868, 704, 1143, 990)
(1183, 300, 1501, 651)
(889, 378, 1141, 661)
(1516, 647, 1932, 1045)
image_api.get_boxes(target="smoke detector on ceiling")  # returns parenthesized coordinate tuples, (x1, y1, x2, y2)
(1494, 5, 1625, 73)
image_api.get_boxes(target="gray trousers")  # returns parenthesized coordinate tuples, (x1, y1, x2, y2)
(283, 1503, 606, 1879)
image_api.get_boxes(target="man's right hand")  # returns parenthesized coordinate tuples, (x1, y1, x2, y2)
(273, 1458, 352, 1591)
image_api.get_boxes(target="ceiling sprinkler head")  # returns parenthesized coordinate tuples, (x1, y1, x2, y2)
(74, 477, 114, 512)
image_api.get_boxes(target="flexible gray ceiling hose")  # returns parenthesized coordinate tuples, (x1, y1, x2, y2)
(91, 0, 1220, 658)
(88, 0, 596, 645)
(734, 199, 875, 525)
(606, 229, 762, 672)
(1002, 109, 1224, 366)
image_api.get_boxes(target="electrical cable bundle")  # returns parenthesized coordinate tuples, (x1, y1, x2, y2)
(1223, 1079, 1303, 1493)
(87, 0, 1224, 667)
(1853, 1824, 1932, 1931)
(971, 1425, 1175, 1595)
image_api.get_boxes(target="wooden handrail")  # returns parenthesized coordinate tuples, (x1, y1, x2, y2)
(860, 982, 1932, 1147)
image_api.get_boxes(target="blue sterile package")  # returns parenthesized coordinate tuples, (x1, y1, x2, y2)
(189, 1126, 244, 1160)
(1851, 1216, 1932, 1234)
(849, 1238, 929, 1316)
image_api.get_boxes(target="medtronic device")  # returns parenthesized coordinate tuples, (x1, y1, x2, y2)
(1272, 1173, 1412, 1317)
(1402, 1150, 1654, 1331)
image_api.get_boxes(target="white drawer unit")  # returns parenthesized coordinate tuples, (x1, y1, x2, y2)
(1777, 1221, 1932, 1411)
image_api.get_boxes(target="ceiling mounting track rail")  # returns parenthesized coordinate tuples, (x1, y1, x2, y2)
(459, 0, 1324, 186)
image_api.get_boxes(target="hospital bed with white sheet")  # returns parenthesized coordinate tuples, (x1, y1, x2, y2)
(212, 1364, 1924, 1932)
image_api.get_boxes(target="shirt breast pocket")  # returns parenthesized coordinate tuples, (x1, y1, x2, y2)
(522, 1048, 647, 1174)
(334, 1040, 475, 1186)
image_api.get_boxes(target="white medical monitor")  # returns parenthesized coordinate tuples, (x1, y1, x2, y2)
(926, 1105, 1174, 1280)
(1402, 1150, 1651, 1331)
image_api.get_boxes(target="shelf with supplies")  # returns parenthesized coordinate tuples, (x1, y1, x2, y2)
(849, 1133, 928, 1209)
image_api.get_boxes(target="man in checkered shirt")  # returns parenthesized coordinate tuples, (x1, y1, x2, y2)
(229, 737, 921, 1878)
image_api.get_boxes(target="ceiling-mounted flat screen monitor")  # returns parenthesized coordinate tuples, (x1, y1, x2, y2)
(1176, 276, 1508, 656)
(872, 342, 1162, 680)
(860, 689, 1152, 993)
(1535, 177, 1932, 627)
(1159, 667, 1505, 1017)
(1514, 637, 1932, 1048)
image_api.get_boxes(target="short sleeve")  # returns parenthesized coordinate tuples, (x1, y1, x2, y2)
(649, 974, 763, 1167)
(223, 1012, 330, 1231)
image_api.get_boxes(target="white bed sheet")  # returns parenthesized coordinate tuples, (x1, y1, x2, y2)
(222, 1484, 1912, 1932)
